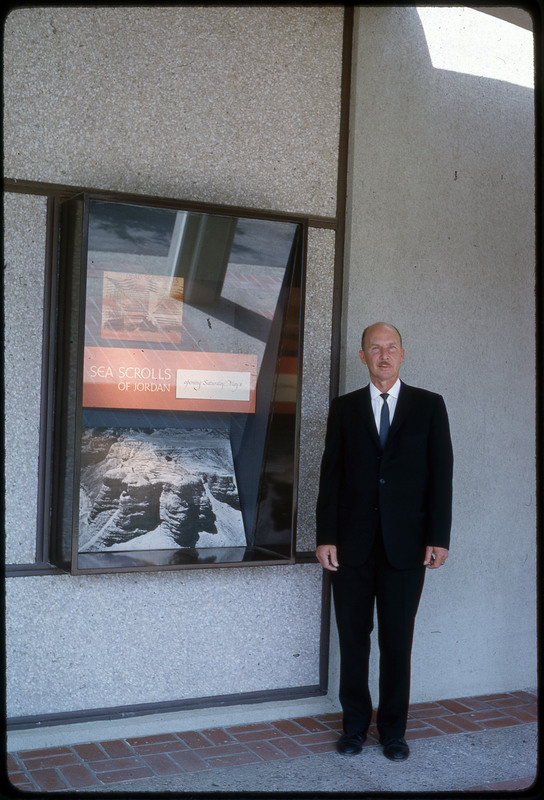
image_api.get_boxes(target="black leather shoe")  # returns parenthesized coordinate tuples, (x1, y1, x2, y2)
(381, 736, 410, 761)
(336, 732, 366, 755)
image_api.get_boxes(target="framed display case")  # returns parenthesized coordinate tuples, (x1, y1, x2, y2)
(48, 192, 305, 573)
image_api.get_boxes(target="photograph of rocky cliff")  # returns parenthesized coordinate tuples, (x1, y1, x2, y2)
(78, 427, 246, 552)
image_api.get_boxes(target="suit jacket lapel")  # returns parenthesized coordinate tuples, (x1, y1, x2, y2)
(357, 385, 381, 448)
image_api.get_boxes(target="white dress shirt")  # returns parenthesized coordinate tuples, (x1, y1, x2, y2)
(369, 378, 401, 436)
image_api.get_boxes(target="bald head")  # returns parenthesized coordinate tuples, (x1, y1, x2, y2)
(361, 322, 403, 351)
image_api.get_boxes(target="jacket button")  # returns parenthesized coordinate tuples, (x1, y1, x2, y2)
(379, 478, 386, 484)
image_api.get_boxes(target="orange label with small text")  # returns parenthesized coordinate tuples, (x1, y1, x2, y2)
(83, 347, 257, 413)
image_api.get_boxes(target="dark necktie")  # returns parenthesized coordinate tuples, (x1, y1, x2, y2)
(379, 392, 390, 449)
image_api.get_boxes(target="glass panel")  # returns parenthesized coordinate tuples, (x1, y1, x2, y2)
(61, 197, 302, 572)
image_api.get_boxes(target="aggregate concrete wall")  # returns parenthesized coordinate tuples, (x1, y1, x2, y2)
(343, 6, 536, 701)
(4, 6, 343, 720)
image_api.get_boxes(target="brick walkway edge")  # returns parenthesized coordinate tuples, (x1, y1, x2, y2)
(7, 690, 537, 794)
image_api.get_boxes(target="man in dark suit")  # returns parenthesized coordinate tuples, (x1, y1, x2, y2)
(316, 322, 453, 761)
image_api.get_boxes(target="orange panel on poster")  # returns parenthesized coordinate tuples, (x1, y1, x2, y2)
(83, 347, 258, 413)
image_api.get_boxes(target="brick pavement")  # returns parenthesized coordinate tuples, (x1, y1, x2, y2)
(7, 691, 537, 793)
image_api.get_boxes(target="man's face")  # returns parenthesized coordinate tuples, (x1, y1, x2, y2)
(359, 324, 405, 389)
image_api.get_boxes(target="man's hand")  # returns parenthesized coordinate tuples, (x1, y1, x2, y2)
(316, 544, 340, 572)
(423, 546, 448, 569)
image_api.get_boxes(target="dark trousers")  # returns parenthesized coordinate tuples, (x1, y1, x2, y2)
(331, 530, 426, 740)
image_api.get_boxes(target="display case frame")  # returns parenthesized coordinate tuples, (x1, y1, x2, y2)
(47, 190, 307, 574)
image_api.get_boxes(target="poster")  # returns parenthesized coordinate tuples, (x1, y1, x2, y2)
(78, 427, 246, 552)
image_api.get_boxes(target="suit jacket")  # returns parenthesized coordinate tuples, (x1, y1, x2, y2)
(316, 381, 453, 569)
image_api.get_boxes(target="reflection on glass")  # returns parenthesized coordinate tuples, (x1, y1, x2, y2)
(72, 199, 302, 569)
